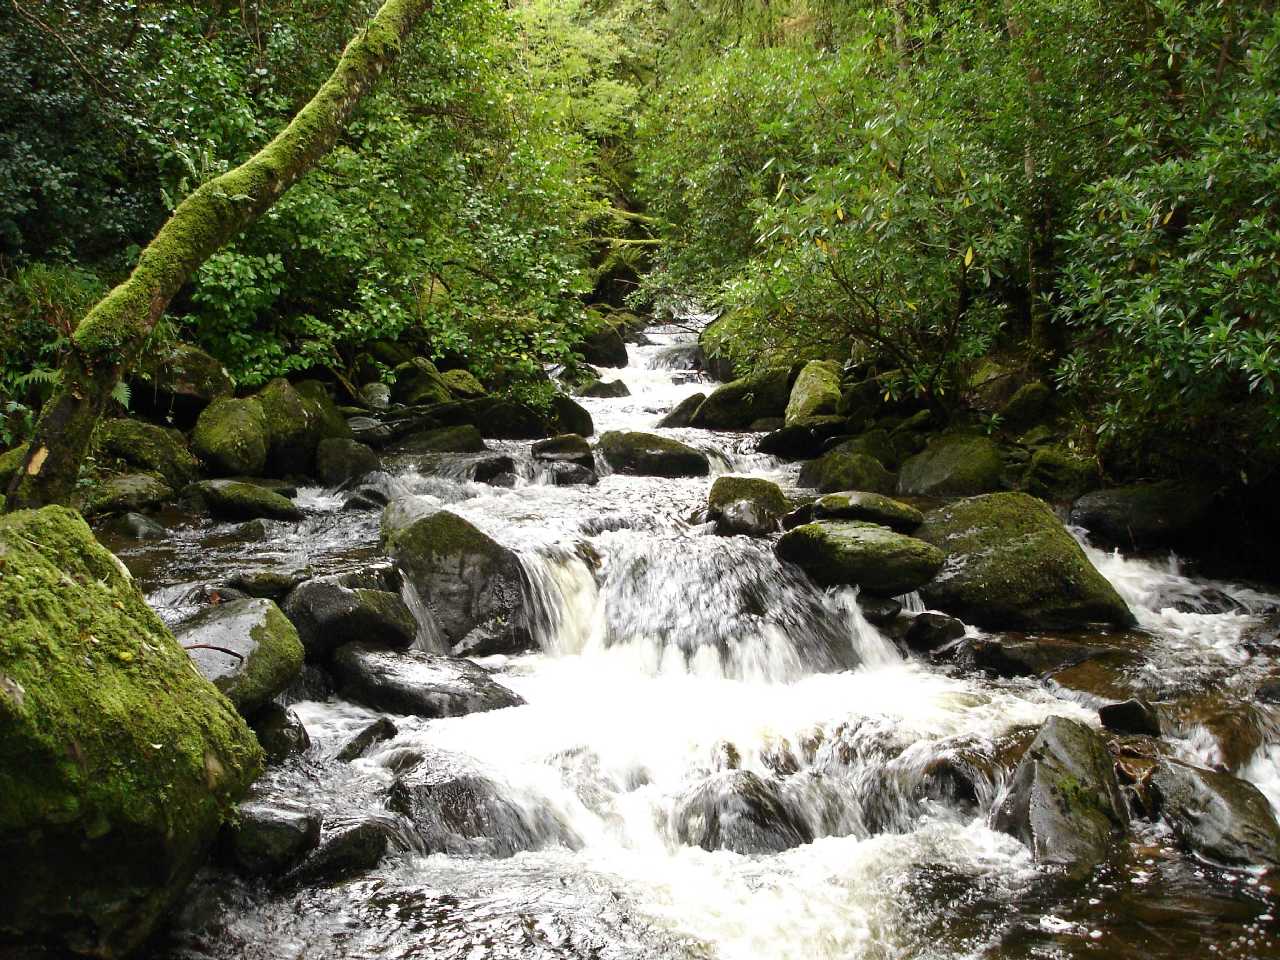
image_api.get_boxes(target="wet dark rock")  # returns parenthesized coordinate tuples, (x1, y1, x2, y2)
(917, 493, 1134, 630)
(751, 416, 785, 432)
(777, 521, 944, 596)
(132, 341, 234, 425)
(903, 612, 966, 652)
(334, 716, 399, 762)
(224, 800, 321, 877)
(962, 635, 1125, 679)
(707, 476, 788, 536)
(598, 431, 710, 477)
(1150, 759, 1280, 869)
(83, 473, 173, 516)
(550, 462, 598, 486)
(690, 367, 797, 430)
(185, 479, 305, 522)
(316, 438, 379, 486)
(251, 704, 312, 764)
(1070, 482, 1211, 550)
(394, 424, 486, 454)
(226, 569, 306, 600)
(811, 491, 923, 532)
(797, 451, 895, 495)
(1000, 381, 1051, 431)
(1099, 699, 1162, 737)
(389, 753, 580, 856)
(106, 511, 168, 540)
(288, 817, 393, 885)
(282, 577, 417, 661)
(670, 770, 813, 854)
(1258, 679, 1280, 704)
(898, 435, 1004, 498)
(1171, 588, 1247, 615)
(348, 415, 396, 447)
(471, 454, 517, 484)
(488, 472, 521, 487)
(573, 318, 629, 368)
(177, 598, 304, 716)
(991, 716, 1129, 871)
(389, 510, 532, 655)
(532, 433, 594, 471)
(858, 595, 902, 627)
(580, 379, 631, 398)
(550, 395, 595, 438)
(1023, 445, 1097, 503)
(781, 502, 814, 530)
(756, 416, 848, 460)
(657, 392, 706, 428)
(826, 429, 899, 469)
(332, 643, 524, 718)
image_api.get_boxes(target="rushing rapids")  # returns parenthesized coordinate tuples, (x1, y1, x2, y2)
(108, 316, 1280, 960)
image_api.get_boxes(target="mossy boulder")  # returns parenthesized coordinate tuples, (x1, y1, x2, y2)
(316, 438, 380, 487)
(1023, 446, 1097, 503)
(797, 451, 895, 495)
(658, 393, 707, 429)
(827, 429, 898, 469)
(784, 360, 842, 425)
(1000, 381, 1052, 431)
(0, 507, 261, 957)
(1069, 482, 1210, 550)
(440, 368, 486, 399)
(389, 510, 533, 656)
(176, 599, 304, 717)
(293, 380, 354, 444)
(897, 434, 1004, 498)
(991, 716, 1129, 871)
(690, 367, 796, 430)
(281, 576, 417, 661)
(132, 341, 234, 424)
(598, 431, 710, 477)
(186, 479, 304, 522)
(916, 492, 1134, 630)
(811, 491, 923, 533)
(254, 378, 323, 476)
(95, 419, 199, 487)
(83, 473, 173, 517)
(776, 521, 944, 596)
(192, 397, 269, 477)
(707, 476, 788, 536)
(392, 357, 454, 406)
(572, 312, 629, 368)
(395, 424, 486, 454)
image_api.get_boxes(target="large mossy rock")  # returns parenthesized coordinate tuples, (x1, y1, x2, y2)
(1023, 446, 1097, 503)
(991, 716, 1129, 871)
(185, 479, 304, 522)
(707, 476, 788, 536)
(95, 419, 199, 487)
(0, 507, 261, 957)
(293, 380, 354, 444)
(388, 510, 532, 656)
(811, 491, 923, 533)
(531, 434, 594, 471)
(599, 431, 710, 477)
(797, 451, 894, 495)
(897, 434, 1004, 498)
(657, 392, 706, 429)
(916, 493, 1134, 630)
(192, 397, 269, 477)
(392, 357, 454, 406)
(440, 368, 486, 399)
(1150, 759, 1280, 869)
(0, 444, 28, 490)
(572, 312, 630, 368)
(83, 473, 173, 517)
(784, 360, 842, 425)
(133, 341, 234, 424)
(254, 378, 324, 476)
(1069, 482, 1210, 550)
(176, 599, 303, 717)
(776, 521, 944, 596)
(690, 367, 796, 430)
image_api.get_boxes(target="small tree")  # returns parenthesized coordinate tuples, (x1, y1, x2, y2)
(5, 0, 434, 511)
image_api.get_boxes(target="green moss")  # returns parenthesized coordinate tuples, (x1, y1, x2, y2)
(389, 509, 506, 564)
(254, 378, 320, 474)
(392, 358, 454, 406)
(94, 419, 199, 486)
(441, 369, 487, 399)
(598, 430, 710, 477)
(798, 451, 895, 495)
(0, 444, 30, 490)
(1023, 446, 1097, 503)
(186, 480, 304, 522)
(82, 473, 174, 517)
(776, 520, 944, 595)
(784, 360, 842, 425)
(828, 430, 897, 470)
(812, 491, 923, 532)
(897, 434, 1004, 497)
(690, 367, 795, 430)
(180, 600, 302, 716)
(294, 380, 354, 442)
(708, 476, 787, 515)
(0, 506, 261, 952)
(192, 397, 269, 477)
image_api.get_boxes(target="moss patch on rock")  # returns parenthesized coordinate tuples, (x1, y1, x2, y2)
(812, 491, 924, 532)
(897, 434, 1004, 498)
(440, 368, 486, 399)
(192, 397, 269, 477)
(776, 520, 944, 595)
(798, 451, 895, 495)
(177, 599, 303, 717)
(784, 360, 842, 425)
(94, 419, 199, 487)
(82, 473, 174, 517)
(599, 431, 710, 477)
(690, 367, 796, 430)
(707, 476, 788, 536)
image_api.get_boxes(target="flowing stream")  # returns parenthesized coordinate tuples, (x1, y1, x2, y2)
(119, 317, 1280, 959)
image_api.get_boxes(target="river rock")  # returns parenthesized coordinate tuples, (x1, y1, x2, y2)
(392, 357, 454, 406)
(394, 424, 486, 454)
(281, 576, 417, 661)
(690, 367, 796, 430)
(223, 800, 322, 877)
(1070, 482, 1210, 550)
(903, 612, 966, 652)
(532, 434, 594, 471)
(550, 462, 598, 486)
(573, 315, 629, 368)
(95, 418, 200, 487)
(83, 473, 173, 516)
(0, 506, 261, 958)
(599, 431, 710, 477)
(1099, 698, 1161, 737)
(251, 704, 312, 764)
(798, 451, 895, 495)
(776, 521, 944, 596)
(177, 598, 304, 717)
(441, 368, 487, 398)
(471, 453, 517, 483)
(331, 643, 524, 718)
(811, 491, 923, 532)
(1150, 759, 1280, 869)
(757, 416, 848, 459)
(389, 510, 532, 655)
(670, 770, 812, 854)
(389, 752, 580, 857)
(990, 716, 1129, 870)
(707, 476, 788, 536)
(186, 479, 305, 522)
(288, 817, 392, 885)
(360, 382, 391, 410)
(785, 360, 842, 425)
(294, 380, 354, 444)
(107, 511, 168, 540)
(132, 341, 234, 424)
(916, 493, 1134, 630)
(580, 378, 631, 398)
(254, 378, 325, 476)
(316, 438, 380, 486)
(897, 434, 1004, 498)
(334, 717, 398, 762)
(1023, 445, 1097, 503)
(827, 429, 899, 469)
(657, 392, 706, 428)
(192, 397, 270, 476)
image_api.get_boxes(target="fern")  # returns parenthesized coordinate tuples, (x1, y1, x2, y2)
(13, 367, 61, 389)
(111, 380, 131, 410)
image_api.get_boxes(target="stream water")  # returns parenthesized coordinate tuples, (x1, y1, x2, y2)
(118, 317, 1280, 959)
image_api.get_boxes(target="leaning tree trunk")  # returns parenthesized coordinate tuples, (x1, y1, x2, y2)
(4, 0, 434, 511)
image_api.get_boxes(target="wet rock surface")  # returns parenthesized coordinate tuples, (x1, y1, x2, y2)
(332, 643, 525, 717)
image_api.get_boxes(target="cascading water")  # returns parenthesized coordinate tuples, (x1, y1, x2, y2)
(122, 314, 1280, 960)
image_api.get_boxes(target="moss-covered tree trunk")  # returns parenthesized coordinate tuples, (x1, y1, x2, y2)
(4, 0, 434, 512)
